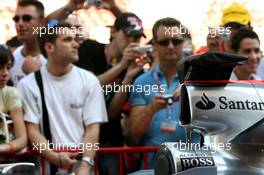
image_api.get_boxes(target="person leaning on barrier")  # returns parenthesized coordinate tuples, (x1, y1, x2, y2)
(17, 22, 108, 175)
(230, 28, 261, 80)
(0, 45, 27, 159)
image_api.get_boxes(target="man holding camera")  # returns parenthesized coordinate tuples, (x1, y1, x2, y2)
(77, 12, 147, 174)
(205, 2, 252, 53)
(128, 17, 199, 168)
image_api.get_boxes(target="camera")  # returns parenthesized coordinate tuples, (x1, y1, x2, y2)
(138, 45, 153, 55)
(208, 26, 231, 41)
(218, 27, 231, 42)
(162, 94, 174, 105)
(87, 0, 102, 7)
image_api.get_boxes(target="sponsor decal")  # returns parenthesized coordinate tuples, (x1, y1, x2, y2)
(180, 157, 215, 171)
(195, 93, 215, 110)
(196, 93, 264, 111)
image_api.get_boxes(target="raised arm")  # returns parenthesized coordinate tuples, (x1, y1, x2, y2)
(107, 59, 146, 119)
(45, 0, 124, 23)
(45, 0, 87, 22)
(98, 43, 141, 85)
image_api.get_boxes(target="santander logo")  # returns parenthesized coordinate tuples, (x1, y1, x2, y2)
(195, 93, 215, 110)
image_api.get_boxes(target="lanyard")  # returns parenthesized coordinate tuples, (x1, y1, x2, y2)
(153, 71, 174, 120)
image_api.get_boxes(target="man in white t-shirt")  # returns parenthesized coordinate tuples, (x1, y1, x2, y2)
(230, 28, 261, 80)
(17, 22, 107, 175)
(11, 0, 47, 86)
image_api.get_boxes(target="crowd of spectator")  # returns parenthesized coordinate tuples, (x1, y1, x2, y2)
(0, 0, 263, 175)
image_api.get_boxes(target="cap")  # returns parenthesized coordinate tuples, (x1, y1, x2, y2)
(113, 12, 146, 38)
(221, 2, 251, 26)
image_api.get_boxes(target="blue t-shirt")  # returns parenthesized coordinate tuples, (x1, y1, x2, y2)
(129, 64, 186, 145)
(129, 64, 200, 168)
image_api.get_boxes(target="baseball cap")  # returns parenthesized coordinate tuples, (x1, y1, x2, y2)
(113, 12, 146, 38)
(221, 2, 251, 26)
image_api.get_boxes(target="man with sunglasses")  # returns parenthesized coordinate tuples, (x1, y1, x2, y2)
(11, 0, 47, 86)
(230, 28, 261, 80)
(128, 17, 200, 168)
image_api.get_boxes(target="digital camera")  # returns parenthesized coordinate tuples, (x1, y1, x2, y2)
(138, 45, 153, 55)
(163, 94, 174, 105)
(87, 0, 102, 7)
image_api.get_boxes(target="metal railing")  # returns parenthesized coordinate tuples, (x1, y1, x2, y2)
(4, 146, 159, 175)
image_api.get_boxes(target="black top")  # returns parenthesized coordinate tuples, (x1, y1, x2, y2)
(76, 39, 123, 146)
(76, 39, 108, 75)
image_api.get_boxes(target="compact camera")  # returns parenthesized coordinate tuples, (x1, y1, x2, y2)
(163, 94, 174, 105)
(138, 44, 153, 55)
(87, 0, 102, 7)
(208, 26, 231, 41)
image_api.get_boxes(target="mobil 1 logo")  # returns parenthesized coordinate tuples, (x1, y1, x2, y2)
(180, 156, 215, 171)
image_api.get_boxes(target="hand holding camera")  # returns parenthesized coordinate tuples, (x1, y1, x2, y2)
(162, 94, 174, 105)
(120, 43, 144, 67)
(137, 45, 153, 55)
(149, 94, 168, 113)
(134, 45, 153, 65)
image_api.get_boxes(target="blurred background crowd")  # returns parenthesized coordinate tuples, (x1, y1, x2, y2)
(1, 0, 264, 51)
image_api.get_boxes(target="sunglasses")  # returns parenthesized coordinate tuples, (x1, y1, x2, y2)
(241, 48, 260, 54)
(12, 14, 37, 23)
(156, 38, 184, 46)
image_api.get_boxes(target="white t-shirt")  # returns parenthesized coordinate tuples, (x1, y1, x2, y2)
(230, 71, 262, 80)
(17, 65, 108, 145)
(11, 46, 47, 86)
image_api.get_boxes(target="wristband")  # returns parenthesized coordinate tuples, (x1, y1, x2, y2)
(82, 156, 94, 166)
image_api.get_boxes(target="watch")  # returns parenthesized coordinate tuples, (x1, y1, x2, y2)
(82, 156, 94, 166)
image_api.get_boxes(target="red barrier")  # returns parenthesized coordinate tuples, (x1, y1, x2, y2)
(10, 146, 159, 175)
(95, 146, 159, 174)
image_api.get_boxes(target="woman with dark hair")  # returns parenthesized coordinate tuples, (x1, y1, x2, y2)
(0, 45, 27, 158)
